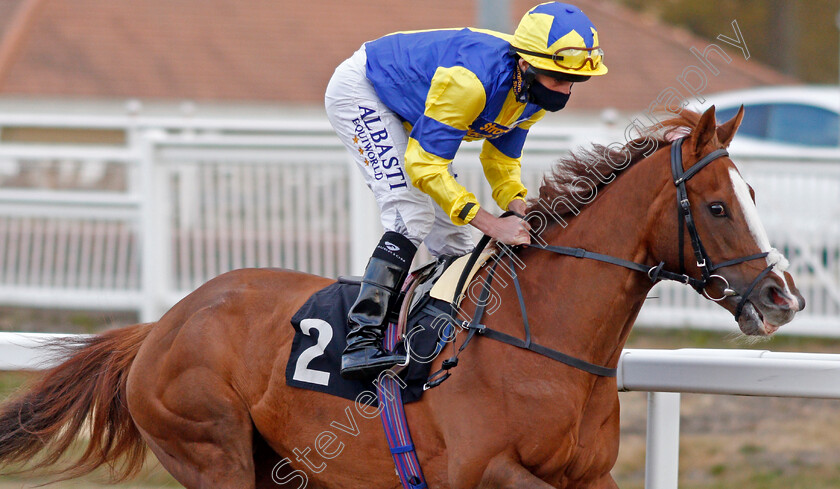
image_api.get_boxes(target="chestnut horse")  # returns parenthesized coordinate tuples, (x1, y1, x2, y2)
(0, 107, 804, 488)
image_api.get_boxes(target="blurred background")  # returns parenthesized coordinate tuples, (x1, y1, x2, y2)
(0, 1, 838, 488)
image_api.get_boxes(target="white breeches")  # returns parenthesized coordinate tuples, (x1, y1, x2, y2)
(325, 46, 474, 257)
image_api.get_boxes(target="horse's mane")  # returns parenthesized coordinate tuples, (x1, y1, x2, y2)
(525, 110, 702, 224)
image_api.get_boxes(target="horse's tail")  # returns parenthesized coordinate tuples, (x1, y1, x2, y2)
(0, 322, 154, 482)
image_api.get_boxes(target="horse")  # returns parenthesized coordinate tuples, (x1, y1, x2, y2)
(0, 106, 804, 489)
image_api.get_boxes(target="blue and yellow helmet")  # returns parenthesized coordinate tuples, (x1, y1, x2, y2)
(511, 2, 607, 77)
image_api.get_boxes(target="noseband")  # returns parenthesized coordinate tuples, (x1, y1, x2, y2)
(424, 138, 779, 388)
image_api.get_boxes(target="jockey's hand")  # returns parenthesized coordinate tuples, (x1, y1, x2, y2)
(470, 208, 531, 246)
(494, 214, 532, 245)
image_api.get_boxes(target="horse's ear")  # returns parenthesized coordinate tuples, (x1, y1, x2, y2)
(716, 105, 744, 148)
(687, 105, 718, 155)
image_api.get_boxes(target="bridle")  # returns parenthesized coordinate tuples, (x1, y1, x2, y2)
(423, 137, 779, 388)
(668, 136, 775, 318)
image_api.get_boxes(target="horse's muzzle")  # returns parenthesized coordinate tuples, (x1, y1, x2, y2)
(737, 277, 803, 336)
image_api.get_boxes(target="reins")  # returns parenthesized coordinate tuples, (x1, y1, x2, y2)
(423, 137, 778, 390)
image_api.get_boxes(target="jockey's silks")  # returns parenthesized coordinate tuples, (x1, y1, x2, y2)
(365, 28, 547, 225)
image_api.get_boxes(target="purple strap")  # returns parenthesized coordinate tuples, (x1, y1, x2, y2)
(377, 317, 428, 489)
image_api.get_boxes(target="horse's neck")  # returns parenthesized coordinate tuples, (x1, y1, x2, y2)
(504, 153, 670, 369)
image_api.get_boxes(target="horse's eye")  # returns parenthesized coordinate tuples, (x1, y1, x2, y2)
(709, 202, 728, 217)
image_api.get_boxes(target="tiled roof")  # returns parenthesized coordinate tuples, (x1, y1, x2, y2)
(0, 0, 798, 111)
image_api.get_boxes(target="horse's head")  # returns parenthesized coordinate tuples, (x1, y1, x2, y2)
(650, 105, 804, 336)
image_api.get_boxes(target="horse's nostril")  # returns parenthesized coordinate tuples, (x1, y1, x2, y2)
(762, 284, 793, 311)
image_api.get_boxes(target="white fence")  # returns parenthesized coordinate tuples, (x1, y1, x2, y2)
(0, 112, 838, 333)
(1, 332, 839, 489)
(616, 348, 840, 489)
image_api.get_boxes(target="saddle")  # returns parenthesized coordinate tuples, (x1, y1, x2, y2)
(284, 252, 491, 404)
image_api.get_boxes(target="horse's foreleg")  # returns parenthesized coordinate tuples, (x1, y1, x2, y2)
(475, 454, 557, 489)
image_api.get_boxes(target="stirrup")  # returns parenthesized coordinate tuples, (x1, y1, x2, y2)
(340, 346, 407, 380)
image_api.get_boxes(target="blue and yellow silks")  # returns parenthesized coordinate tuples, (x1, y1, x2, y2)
(365, 28, 545, 225)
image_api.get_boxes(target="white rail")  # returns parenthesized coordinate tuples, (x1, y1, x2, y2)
(616, 348, 840, 489)
(0, 113, 837, 332)
(1, 332, 839, 489)
(0, 332, 84, 370)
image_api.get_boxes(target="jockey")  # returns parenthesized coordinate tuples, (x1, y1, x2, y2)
(325, 2, 607, 380)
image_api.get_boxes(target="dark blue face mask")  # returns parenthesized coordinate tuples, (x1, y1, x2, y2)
(528, 80, 571, 112)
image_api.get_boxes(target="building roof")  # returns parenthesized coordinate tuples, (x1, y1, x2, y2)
(0, 0, 798, 111)
(557, 0, 798, 112)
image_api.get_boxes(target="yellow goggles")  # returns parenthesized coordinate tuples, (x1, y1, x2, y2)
(514, 46, 604, 71)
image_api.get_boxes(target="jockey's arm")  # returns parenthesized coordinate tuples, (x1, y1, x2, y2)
(473, 111, 546, 242)
(404, 66, 531, 245)
(507, 198, 527, 216)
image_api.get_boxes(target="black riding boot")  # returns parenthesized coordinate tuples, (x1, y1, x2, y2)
(340, 232, 417, 380)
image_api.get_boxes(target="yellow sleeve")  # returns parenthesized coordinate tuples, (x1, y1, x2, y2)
(478, 109, 543, 210)
(404, 66, 486, 225)
(480, 140, 527, 211)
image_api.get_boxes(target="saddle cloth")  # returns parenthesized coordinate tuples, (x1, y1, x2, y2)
(284, 258, 467, 404)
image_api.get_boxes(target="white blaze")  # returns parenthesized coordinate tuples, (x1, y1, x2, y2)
(727, 167, 790, 286)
